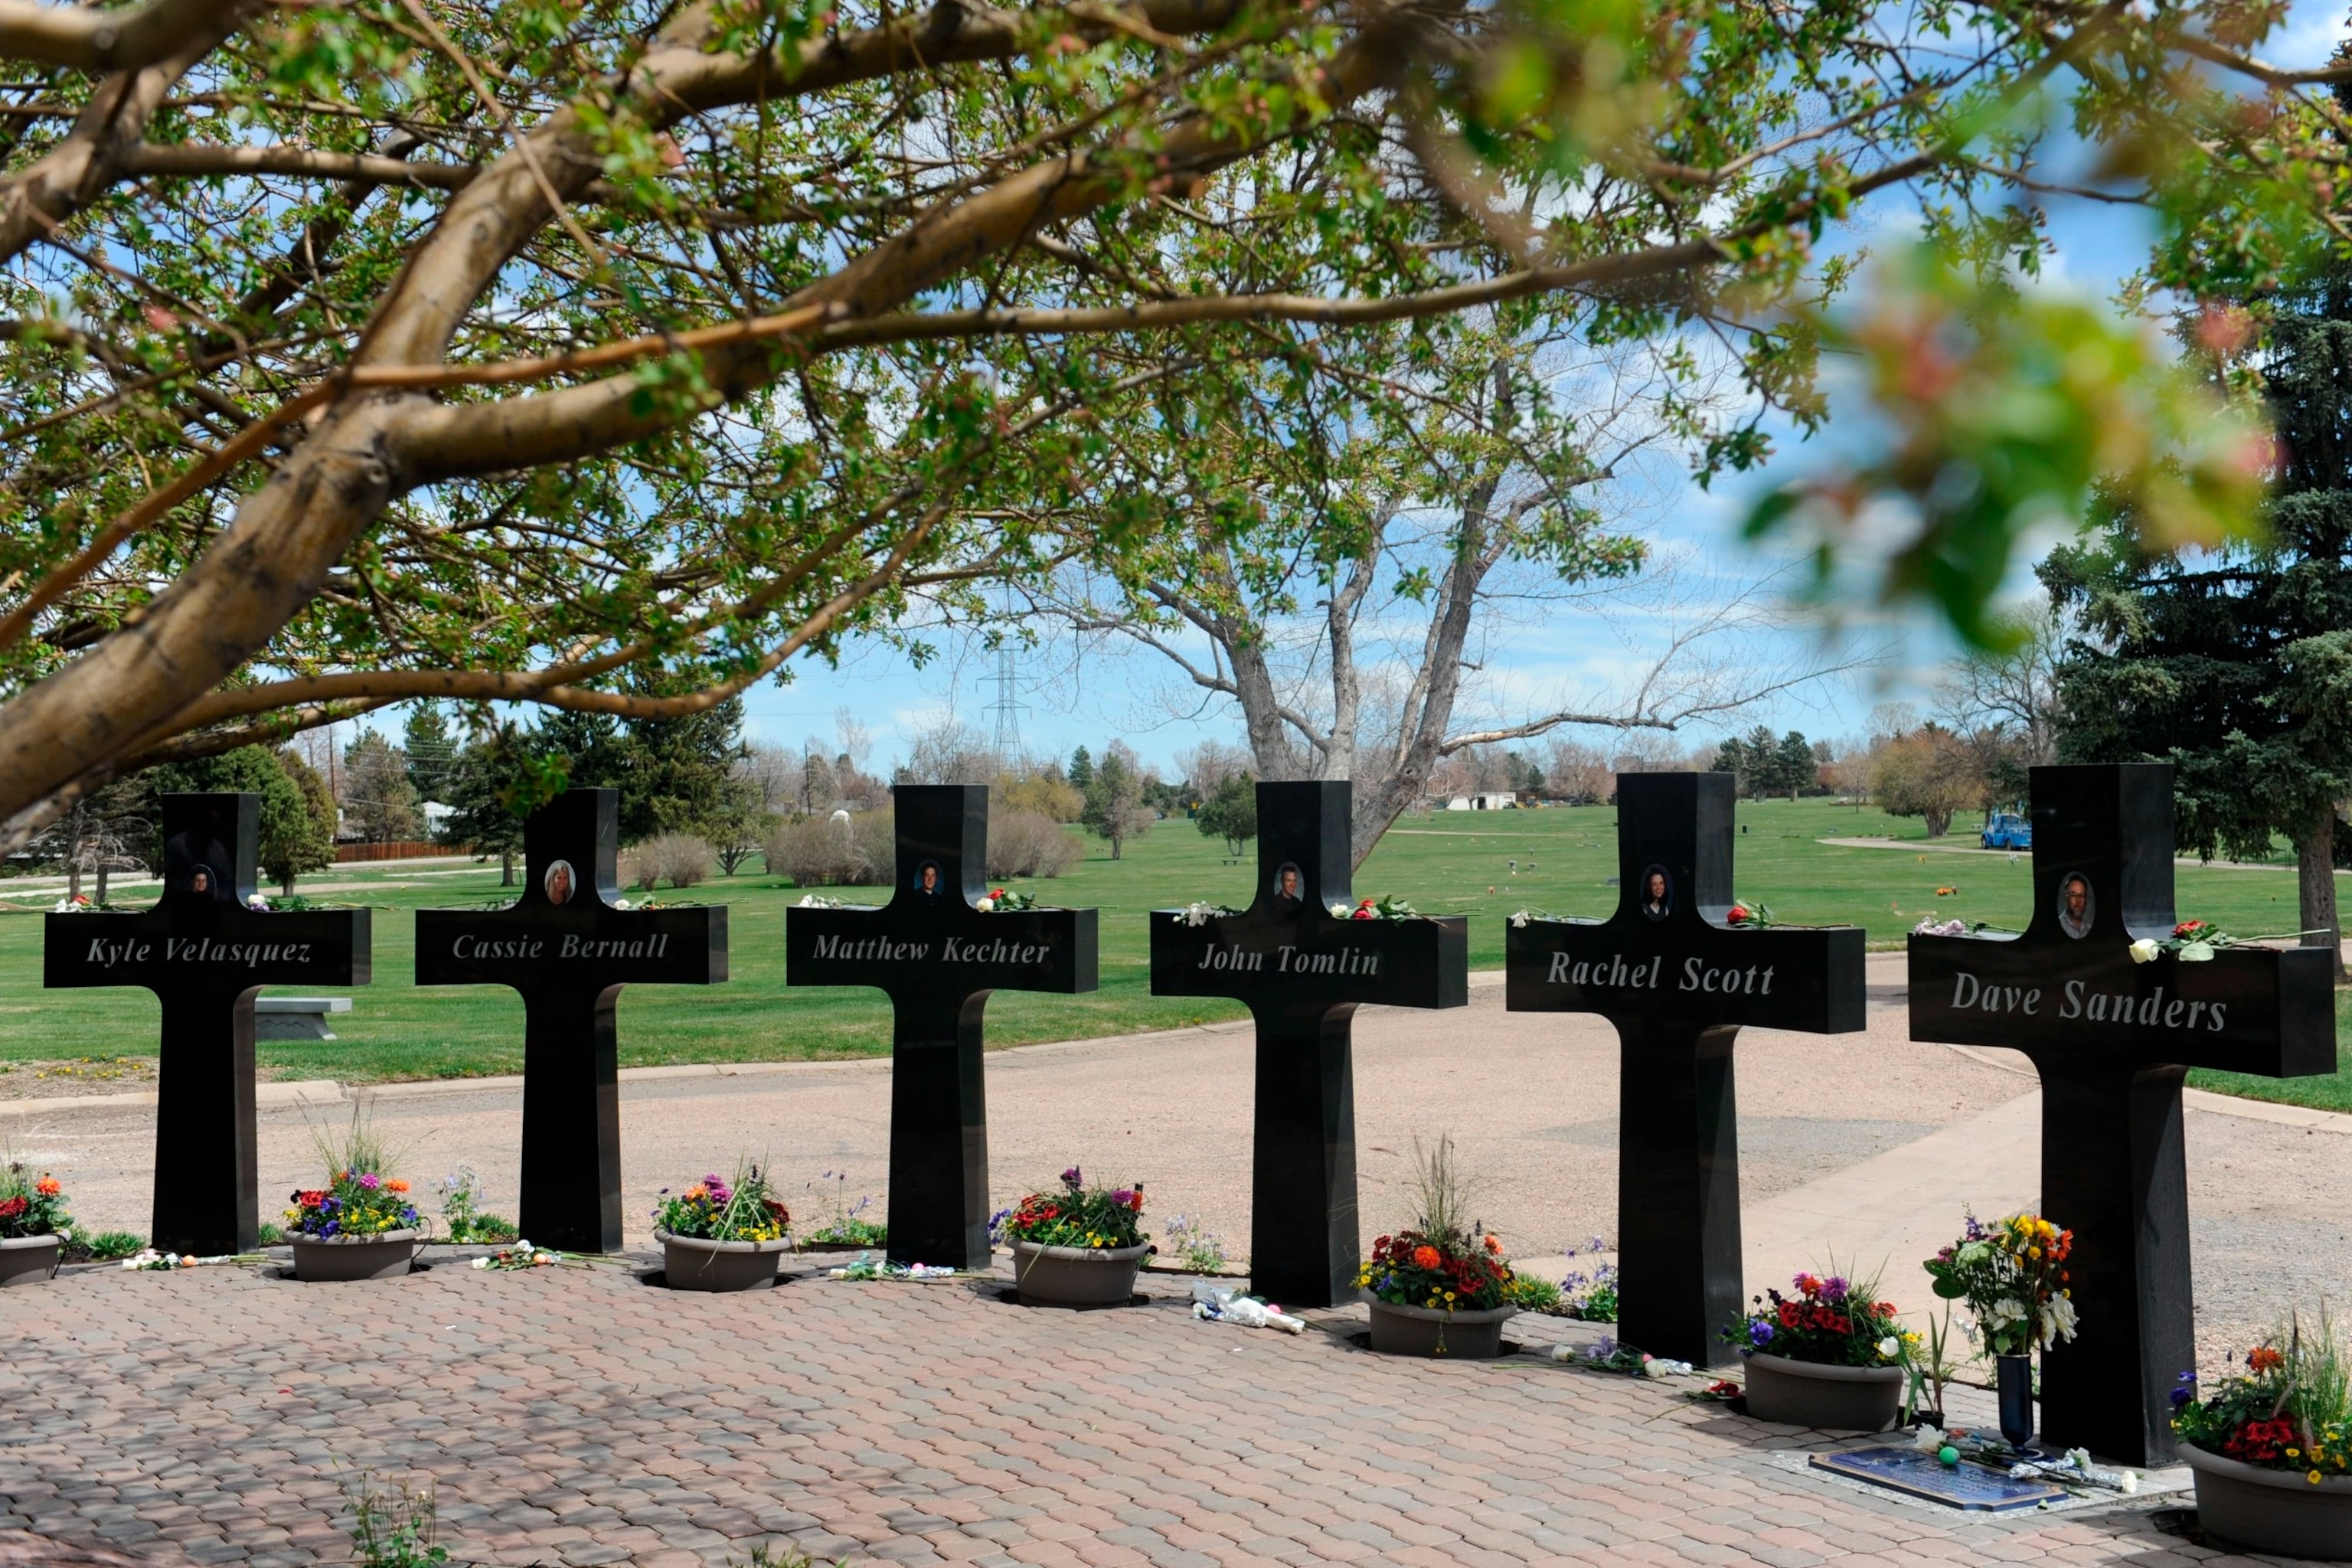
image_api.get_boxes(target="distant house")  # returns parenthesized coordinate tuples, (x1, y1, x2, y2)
(1443, 792, 1519, 812)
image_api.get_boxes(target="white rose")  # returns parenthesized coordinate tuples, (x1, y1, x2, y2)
(1877, 1336, 1900, 1361)
(974, 897, 994, 913)
(2128, 938, 2160, 964)
(1328, 902, 1350, 918)
(614, 898, 631, 910)
(472, 1256, 490, 1269)
(1510, 912, 1528, 929)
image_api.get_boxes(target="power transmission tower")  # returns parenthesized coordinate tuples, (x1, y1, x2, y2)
(985, 642, 1027, 760)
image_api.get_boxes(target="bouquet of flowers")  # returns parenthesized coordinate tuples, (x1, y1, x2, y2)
(2174, 1308, 2352, 1479)
(653, 1163, 790, 1243)
(975, 887, 1037, 913)
(1354, 1135, 1513, 1312)
(1726, 1270, 1913, 1367)
(0, 1162, 68, 1237)
(286, 1169, 419, 1239)
(1922, 1210, 2077, 1355)
(2131, 918, 2236, 963)
(998, 1166, 1145, 1250)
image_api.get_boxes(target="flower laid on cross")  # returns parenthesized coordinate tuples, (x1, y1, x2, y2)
(975, 887, 1037, 913)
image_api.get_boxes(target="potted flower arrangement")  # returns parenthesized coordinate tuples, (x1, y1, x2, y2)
(2173, 1309, 2352, 1559)
(1922, 1210, 2077, 1449)
(1728, 1270, 1913, 1430)
(653, 1163, 791, 1291)
(1355, 1136, 1517, 1357)
(0, 1161, 70, 1286)
(1001, 1165, 1150, 1307)
(285, 1172, 422, 1282)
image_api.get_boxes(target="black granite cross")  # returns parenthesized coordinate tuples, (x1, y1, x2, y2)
(415, 789, 727, 1252)
(1504, 772, 1865, 1366)
(1150, 780, 1469, 1308)
(1910, 763, 2333, 1463)
(44, 792, 371, 1255)
(785, 784, 1099, 1269)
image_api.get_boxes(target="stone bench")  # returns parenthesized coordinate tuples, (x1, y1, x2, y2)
(253, 997, 351, 1040)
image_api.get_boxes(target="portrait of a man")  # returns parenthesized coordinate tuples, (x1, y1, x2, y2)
(1272, 862, 1304, 915)
(1639, 864, 1672, 922)
(914, 861, 942, 898)
(2057, 872, 2095, 939)
(544, 859, 577, 907)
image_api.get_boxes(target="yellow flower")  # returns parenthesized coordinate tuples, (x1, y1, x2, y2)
(2314, 1472, 2325, 1485)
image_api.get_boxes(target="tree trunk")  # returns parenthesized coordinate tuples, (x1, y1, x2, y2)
(1925, 808, 1952, 837)
(66, 862, 82, 901)
(93, 863, 109, 903)
(281, 872, 296, 896)
(2295, 809, 2345, 983)
(500, 848, 515, 887)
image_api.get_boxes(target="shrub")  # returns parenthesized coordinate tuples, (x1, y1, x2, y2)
(639, 833, 714, 889)
(985, 811, 1080, 878)
(766, 812, 894, 887)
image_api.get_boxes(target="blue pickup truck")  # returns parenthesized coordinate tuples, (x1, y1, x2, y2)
(1981, 811, 2032, 850)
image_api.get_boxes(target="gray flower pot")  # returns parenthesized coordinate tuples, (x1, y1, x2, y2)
(1366, 1299, 1516, 1358)
(1741, 1351, 1905, 1431)
(2184, 1442, 2352, 1560)
(658, 1229, 789, 1292)
(289, 1229, 420, 1282)
(0, 1232, 60, 1287)
(1011, 1240, 1149, 1306)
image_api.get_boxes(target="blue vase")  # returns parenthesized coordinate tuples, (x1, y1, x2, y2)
(1997, 1354, 2036, 1451)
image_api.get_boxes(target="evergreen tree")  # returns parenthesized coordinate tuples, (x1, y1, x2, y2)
(341, 730, 421, 841)
(1772, 731, 1818, 799)
(141, 746, 333, 893)
(1067, 746, 1094, 792)
(403, 703, 461, 808)
(1196, 773, 1259, 857)
(2046, 258, 2352, 978)
(444, 722, 547, 886)
(612, 696, 755, 843)
(270, 749, 340, 892)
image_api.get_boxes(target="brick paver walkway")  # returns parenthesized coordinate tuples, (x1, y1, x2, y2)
(0, 1251, 2253, 1568)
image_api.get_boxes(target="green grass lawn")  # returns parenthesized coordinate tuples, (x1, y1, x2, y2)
(1, 796, 2344, 1109)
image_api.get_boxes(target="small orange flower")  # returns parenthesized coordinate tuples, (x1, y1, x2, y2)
(2252, 1346, 2286, 1374)
(34, 1177, 60, 1197)
(384, 1178, 410, 1194)
(1483, 1235, 1502, 1254)
(1411, 1245, 1442, 1269)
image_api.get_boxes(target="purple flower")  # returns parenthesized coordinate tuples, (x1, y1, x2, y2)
(1749, 1321, 1775, 1347)
(358, 1172, 381, 1190)
(1110, 1189, 1135, 1208)
(1061, 1166, 1083, 1187)
(1821, 1276, 1848, 1304)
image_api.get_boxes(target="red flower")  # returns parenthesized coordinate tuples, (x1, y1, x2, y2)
(1777, 1301, 1802, 1328)
(1729, 905, 1750, 923)
(0, 1197, 24, 1220)
(1411, 1245, 1442, 1269)
(2174, 920, 2207, 939)
(33, 1178, 59, 1197)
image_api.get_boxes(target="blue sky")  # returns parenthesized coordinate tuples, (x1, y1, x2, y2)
(740, 7, 2347, 777)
